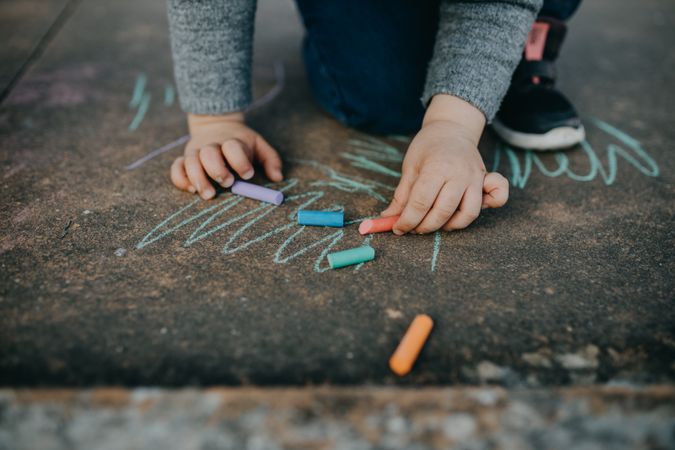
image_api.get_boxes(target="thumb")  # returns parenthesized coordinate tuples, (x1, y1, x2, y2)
(481, 172, 509, 209)
(381, 173, 415, 217)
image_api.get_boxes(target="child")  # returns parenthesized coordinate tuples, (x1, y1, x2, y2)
(167, 0, 582, 235)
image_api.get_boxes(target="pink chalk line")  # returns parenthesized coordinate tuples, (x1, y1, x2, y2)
(125, 62, 286, 171)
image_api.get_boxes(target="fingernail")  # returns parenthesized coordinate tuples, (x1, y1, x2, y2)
(393, 229, 403, 236)
(188, 186, 196, 193)
(203, 188, 215, 199)
(243, 169, 254, 180)
(223, 176, 234, 188)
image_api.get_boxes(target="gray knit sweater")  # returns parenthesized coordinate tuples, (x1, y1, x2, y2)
(167, 0, 542, 121)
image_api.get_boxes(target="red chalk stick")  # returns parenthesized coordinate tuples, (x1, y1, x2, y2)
(358, 215, 400, 235)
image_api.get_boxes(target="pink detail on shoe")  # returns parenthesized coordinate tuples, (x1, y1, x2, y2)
(525, 22, 550, 61)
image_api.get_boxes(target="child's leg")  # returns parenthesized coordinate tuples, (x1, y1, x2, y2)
(295, 0, 439, 135)
(493, 0, 585, 150)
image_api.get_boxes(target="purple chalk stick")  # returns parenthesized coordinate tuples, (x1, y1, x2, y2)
(231, 181, 284, 205)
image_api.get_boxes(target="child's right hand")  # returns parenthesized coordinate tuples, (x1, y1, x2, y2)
(170, 112, 283, 200)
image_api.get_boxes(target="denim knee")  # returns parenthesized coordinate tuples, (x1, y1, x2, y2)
(302, 37, 426, 135)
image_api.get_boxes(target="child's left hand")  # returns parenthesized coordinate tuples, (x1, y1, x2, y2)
(381, 94, 509, 235)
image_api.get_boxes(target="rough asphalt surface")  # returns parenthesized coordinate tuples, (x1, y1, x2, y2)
(1, 0, 674, 389)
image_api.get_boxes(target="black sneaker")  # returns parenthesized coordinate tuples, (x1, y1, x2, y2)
(493, 17, 585, 150)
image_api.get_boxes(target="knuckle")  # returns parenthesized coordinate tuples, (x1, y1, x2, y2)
(453, 216, 473, 229)
(209, 167, 227, 179)
(410, 198, 430, 212)
(465, 209, 480, 221)
(222, 140, 240, 154)
(436, 205, 456, 217)
(235, 160, 253, 171)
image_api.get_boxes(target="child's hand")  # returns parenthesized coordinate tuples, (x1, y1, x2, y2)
(170, 112, 283, 199)
(381, 95, 509, 234)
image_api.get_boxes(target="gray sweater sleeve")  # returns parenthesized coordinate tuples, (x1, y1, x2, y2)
(167, 0, 540, 120)
(167, 0, 256, 114)
(422, 0, 543, 122)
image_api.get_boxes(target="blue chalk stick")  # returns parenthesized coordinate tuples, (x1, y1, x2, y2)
(298, 210, 344, 227)
(327, 245, 375, 269)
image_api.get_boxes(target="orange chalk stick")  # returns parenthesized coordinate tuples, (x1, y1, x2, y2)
(389, 314, 434, 376)
(358, 215, 400, 235)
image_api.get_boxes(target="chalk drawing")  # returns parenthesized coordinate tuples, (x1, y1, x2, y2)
(340, 137, 403, 177)
(129, 74, 147, 108)
(136, 178, 378, 273)
(292, 158, 395, 203)
(125, 135, 190, 171)
(492, 117, 659, 188)
(164, 84, 175, 106)
(128, 92, 150, 132)
(128, 73, 151, 131)
(135, 118, 659, 274)
(245, 62, 285, 113)
(431, 231, 441, 272)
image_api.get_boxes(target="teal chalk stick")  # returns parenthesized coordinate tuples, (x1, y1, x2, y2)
(327, 245, 375, 269)
(298, 210, 344, 227)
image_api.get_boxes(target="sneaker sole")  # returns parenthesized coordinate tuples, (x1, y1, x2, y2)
(492, 119, 586, 151)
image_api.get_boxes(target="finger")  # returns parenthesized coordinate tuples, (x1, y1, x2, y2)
(222, 139, 255, 180)
(443, 183, 483, 231)
(255, 135, 283, 182)
(482, 172, 509, 209)
(393, 175, 445, 235)
(170, 157, 195, 193)
(414, 183, 463, 234)
(381, 172, 416, 217)
(185, 152, 216, 200)
(199, 144, 234, 188)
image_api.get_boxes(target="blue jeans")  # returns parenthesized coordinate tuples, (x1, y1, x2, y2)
(295, 0, 582, 134)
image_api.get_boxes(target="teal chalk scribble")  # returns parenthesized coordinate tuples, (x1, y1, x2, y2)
(129, 74, 147, 108)
(128, 74, 179, 132)
(431, 231, 441, 272)
(164, 84, 175, 106)
(493, 117, 659, 188)
(128, 92, 150, 131)
(135, 119, 658, 274)
(128, 73, 150, 131)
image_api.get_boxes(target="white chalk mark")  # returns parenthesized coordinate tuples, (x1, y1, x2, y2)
(245, 62, 285, 113)
(125, 135, 189, 171)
